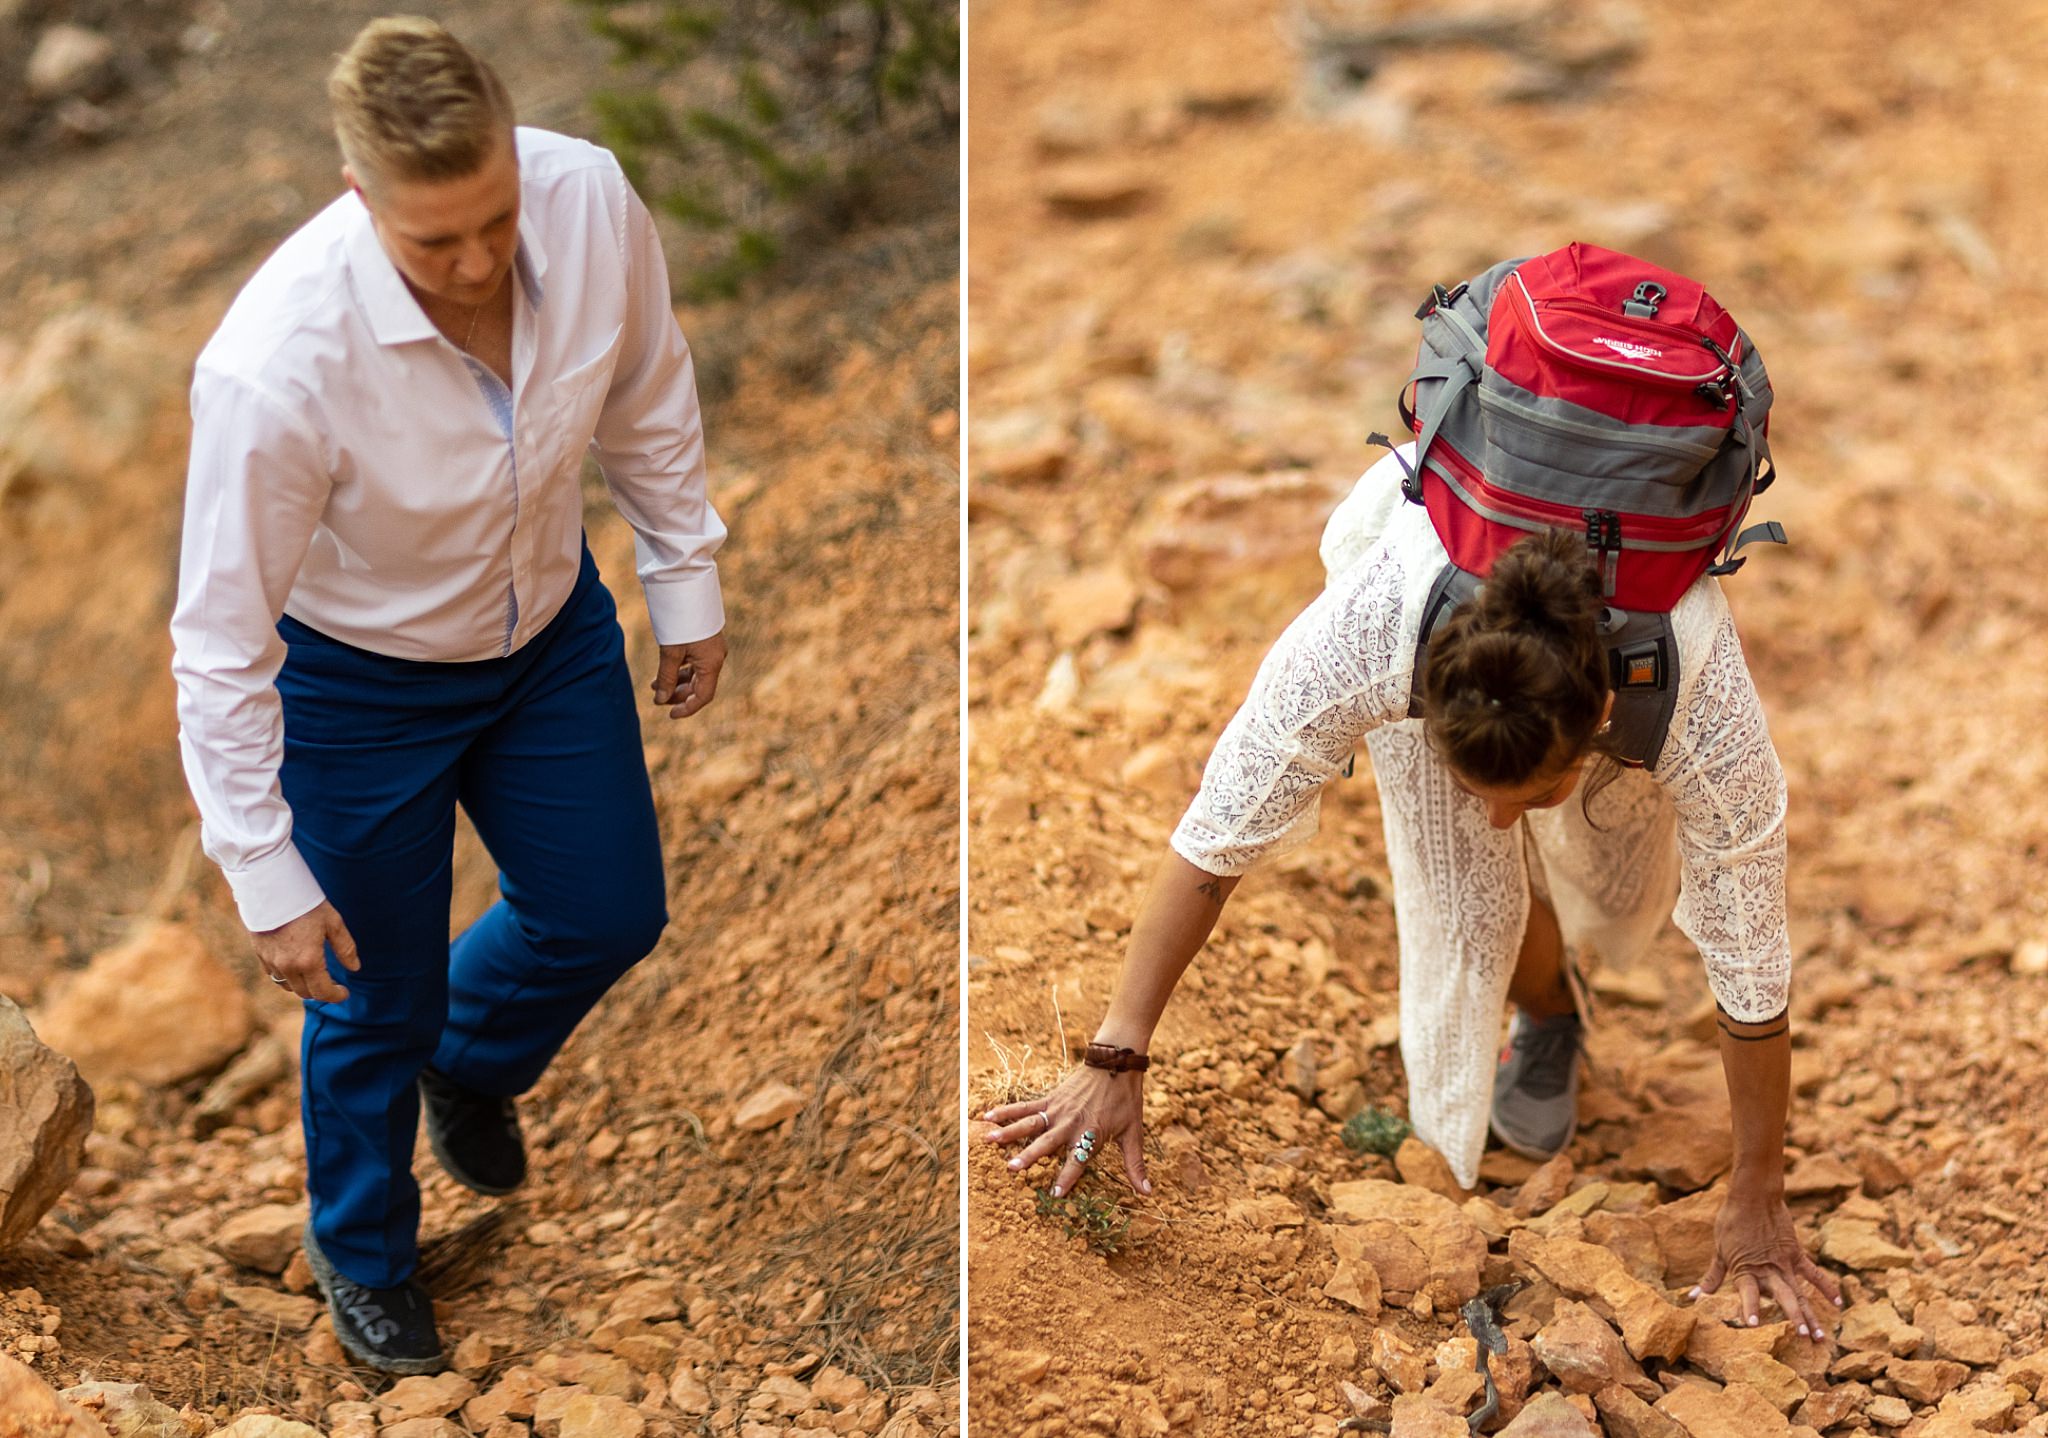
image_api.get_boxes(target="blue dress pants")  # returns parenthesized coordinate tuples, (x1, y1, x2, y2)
(274, 545, 667, 1287)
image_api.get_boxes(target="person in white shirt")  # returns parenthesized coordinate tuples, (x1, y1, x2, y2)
(984, 449, 1842, 1343)
(168, 17, 725, 1373)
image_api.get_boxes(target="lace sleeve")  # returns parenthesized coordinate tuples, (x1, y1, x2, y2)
(1170, 547, 1414, 875)
(1653, 587, 1791, 1022)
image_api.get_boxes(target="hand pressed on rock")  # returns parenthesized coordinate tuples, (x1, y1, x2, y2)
(1692, 1187, 1843, 1339)
(982, 1064, 1151, 1199)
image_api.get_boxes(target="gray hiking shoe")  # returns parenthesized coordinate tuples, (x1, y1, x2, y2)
(1488, 1009, 1584, 1160)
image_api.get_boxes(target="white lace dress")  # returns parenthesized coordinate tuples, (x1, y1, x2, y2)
(1170, 448, 1791, 1188)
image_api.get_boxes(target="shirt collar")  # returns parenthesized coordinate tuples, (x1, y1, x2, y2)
(343, 182, 550, 347)
(343, 193, 440, 347)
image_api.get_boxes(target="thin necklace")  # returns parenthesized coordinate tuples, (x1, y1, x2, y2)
(461, 300, 483, 353)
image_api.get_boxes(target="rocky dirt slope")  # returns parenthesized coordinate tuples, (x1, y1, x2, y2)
(0, 2, 959, 1435)
(966, 2, 2048, 1436)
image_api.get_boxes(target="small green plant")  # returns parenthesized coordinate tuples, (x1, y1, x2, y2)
(1035, 1184, 1133, 1256)
(1341, 1106, 1412, 1158)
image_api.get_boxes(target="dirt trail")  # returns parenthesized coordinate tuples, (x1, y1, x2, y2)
(967, 3, 2048, 1435)
(0, 2, 958, 1433)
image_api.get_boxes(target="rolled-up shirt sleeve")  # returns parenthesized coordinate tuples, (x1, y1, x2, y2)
(170, 370, 332, 932)
(589, 167, 728, 646)
(1171, 549, 1415, 875)
(1653, 594, 1792, 1022)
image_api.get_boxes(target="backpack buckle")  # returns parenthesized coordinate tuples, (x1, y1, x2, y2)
(1583, 508, 1622, 596)
(1623, 281, 1666, 319)
(1415, 281, 1470, 320)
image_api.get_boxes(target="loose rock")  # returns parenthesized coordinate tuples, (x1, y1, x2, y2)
(1394, 1136, 1470, 1201)
(0, 995, 93, 1249)
(1657, 1377, 1794, 1438)
(35, 922, 253, 1087)
(1819, 1219, 1915, 1271)
(1328, 1179, 1488, 1303)
(1888, 1358, 1970, 1405)
(1532, 1301, 1658, 1399)
(733, 1082, 806, 1131)
(1499, 1390, 1601, 1438)
(211, 1204, 308, 1274)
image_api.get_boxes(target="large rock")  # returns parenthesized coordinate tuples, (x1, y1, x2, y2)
(1721, 1351, 1810, 1414)
(1657, 1379, 1794, 1438)
(1793, 1383, 1869, 1432)
(221, 1286, 321, 1328)
(1531, 1301, 1658, 1399)
(1616, 1106, 1733, 1190)
(0, 996, 93, 1249)
(1513, 1154, 1576, 1217)
(1642, 1188, 1723, 1287)
(0, 1354, 108, 1438)
(0, 309, 175, 516)
(56, 1382, 183, 1438)
(211, 1204, 308, 1273)
(1507, 1231, 1695, 1362)
(1324, 1246, 1383, 1317)
(1595, 1385, 1691, 1438)
(1395, 1136, 1471, 1201)
(379, 1373, 481, 1421)
(1839, 1301, 1923, 1357)
(1686, 1314, 1794, 1380)
(35, 923, 253, 1087)
(1040, 566, 1140, 649)
(1498, 1391, 1600, 1438)
(1818, 1218, 1914, 1271)
(1328, 1179, 1488, 1304)
(1390, 1393, 1469, 1438)
(1888, 1358, 1970, 1405)
(1371, 1328, 1428, 1394)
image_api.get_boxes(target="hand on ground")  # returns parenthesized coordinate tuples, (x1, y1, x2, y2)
(1693, 1187, 1843, 1339)
(982, 1065, 1150, 1198)
(653, 633, 726, 719)
(251, 900, 358, 1004)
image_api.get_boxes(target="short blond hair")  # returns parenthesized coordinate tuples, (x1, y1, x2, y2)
(328, 16, 514, 190)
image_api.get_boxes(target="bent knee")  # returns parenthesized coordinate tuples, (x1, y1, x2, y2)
(577, 892, 668, 968)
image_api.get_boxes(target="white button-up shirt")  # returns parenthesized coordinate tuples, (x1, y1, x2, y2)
(171, 127, 727, 933)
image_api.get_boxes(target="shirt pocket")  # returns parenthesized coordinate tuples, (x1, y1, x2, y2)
(542, 323, 625, 482)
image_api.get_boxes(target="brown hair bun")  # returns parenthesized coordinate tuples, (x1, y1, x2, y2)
(1422, 529, 1612, 788)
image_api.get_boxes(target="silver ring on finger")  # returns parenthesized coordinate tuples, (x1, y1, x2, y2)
(1037, 1111, 1052, 1132)
(1072, 1128, 1098, 1165)
(267, 972, 288, 986)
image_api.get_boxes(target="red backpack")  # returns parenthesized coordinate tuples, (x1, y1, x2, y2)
(1376, 243, 1784, 767)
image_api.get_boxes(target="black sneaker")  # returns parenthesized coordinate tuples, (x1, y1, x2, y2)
(301, 1222, 445, 1375)
(418, 1065, 526, 1196)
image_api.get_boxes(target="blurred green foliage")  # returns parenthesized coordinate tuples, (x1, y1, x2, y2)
(574, 0, 959, 299)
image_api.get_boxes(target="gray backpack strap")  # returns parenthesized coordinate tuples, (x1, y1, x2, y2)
(1407, 563, 1681, 770)
(1407, 563, 1479, 718)
(1596, 606, 1679, 770)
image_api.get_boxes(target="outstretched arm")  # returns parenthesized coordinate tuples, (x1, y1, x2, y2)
(1694, 1009, 1841, 1336)
(982, 851, 1238, 1196)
